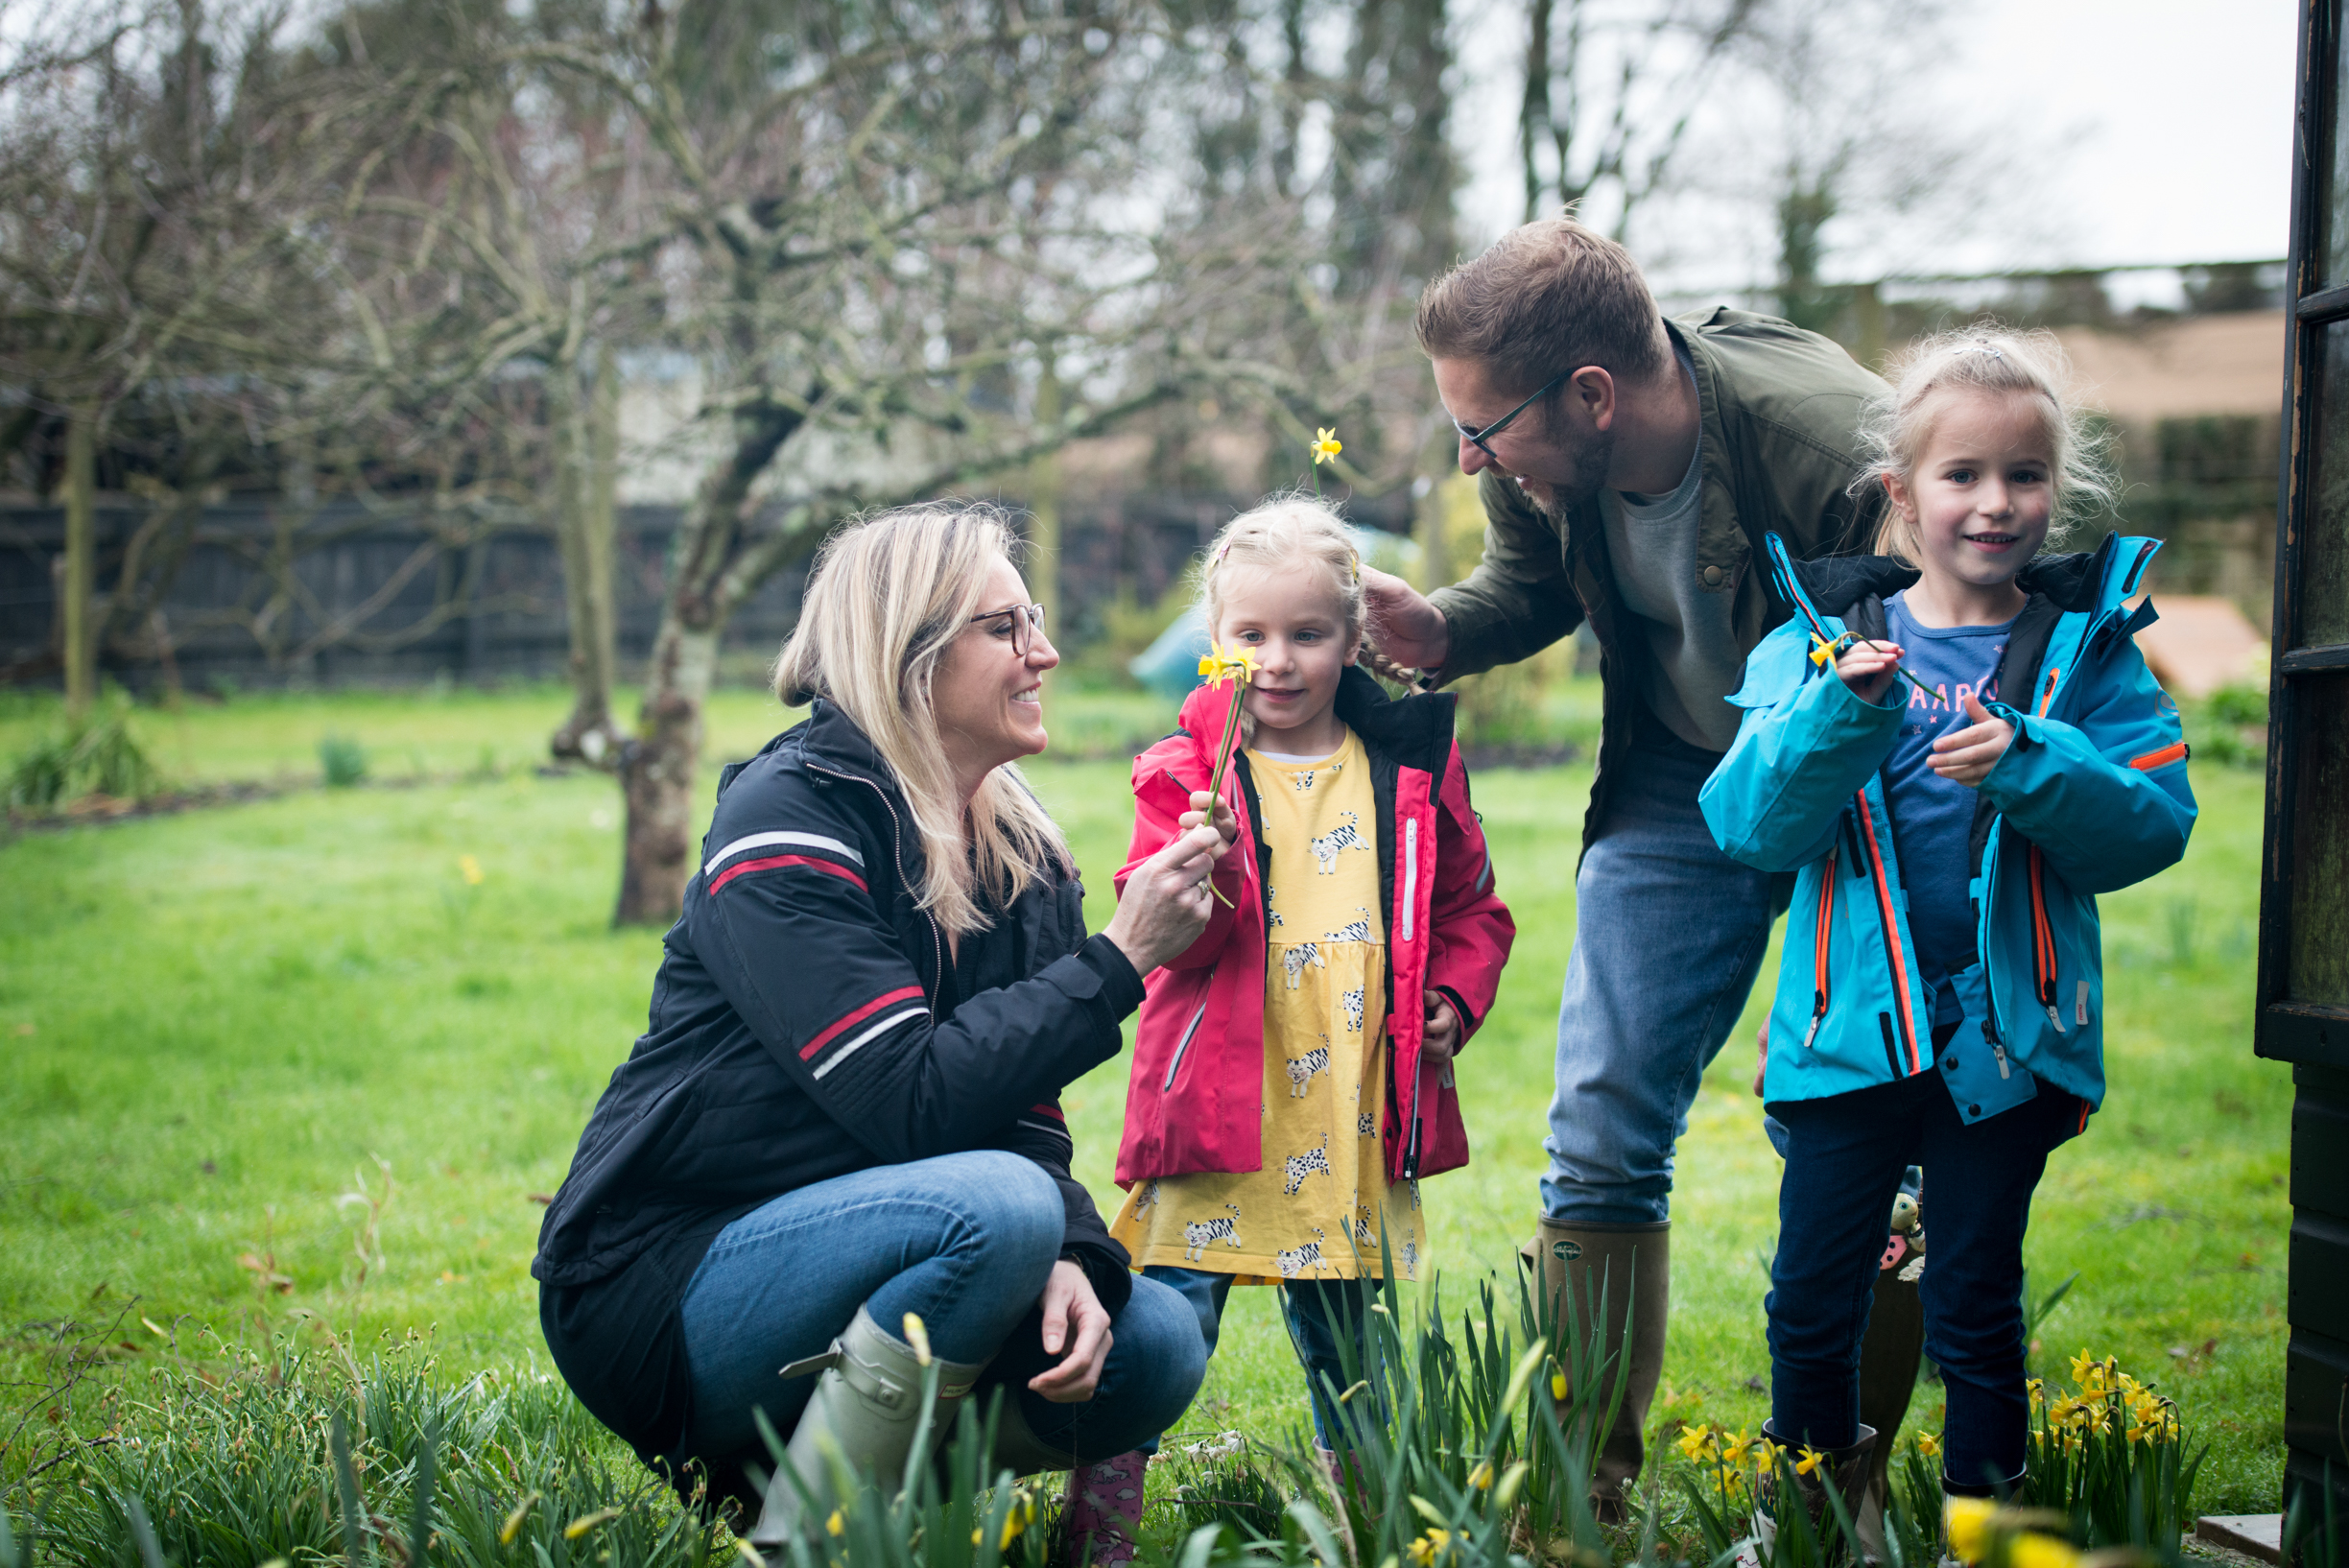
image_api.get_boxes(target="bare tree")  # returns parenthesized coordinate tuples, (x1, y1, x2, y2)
(0, 0, 332, 708)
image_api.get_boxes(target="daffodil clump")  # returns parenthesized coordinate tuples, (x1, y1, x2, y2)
(2020, 1350, 2204, 1554)
(2031, 1350, 2183, 1450)
(1673, 1420, 1774, 1509)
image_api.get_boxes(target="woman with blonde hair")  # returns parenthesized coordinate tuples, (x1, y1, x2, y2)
(534, 504, 1220, 1552)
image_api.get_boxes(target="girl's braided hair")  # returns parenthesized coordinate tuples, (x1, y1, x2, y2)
(1850, 321, 2119, 564)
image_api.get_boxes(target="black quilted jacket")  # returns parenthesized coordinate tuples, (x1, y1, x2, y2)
(533, 701, 1144, 1469)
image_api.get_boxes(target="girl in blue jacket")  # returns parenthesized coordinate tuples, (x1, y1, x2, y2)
(1698, 326, 2195, 1522)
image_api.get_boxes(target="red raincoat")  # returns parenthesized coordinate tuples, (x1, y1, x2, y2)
(1112, 667, 1515, 1189)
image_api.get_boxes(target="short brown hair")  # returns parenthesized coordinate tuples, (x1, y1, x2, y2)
(1414, 216, 1671, 397)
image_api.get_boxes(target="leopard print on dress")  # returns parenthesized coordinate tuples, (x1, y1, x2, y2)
(1282, 1134, 1332, 1196)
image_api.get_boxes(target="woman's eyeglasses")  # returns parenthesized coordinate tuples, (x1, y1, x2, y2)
(968, 602, 1048, 656)
(1454, 368, 1571, 463)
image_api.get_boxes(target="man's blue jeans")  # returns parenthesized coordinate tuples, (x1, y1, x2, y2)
(1543, 728, 1782, 1224)
(676, 1151, 1205, 1473)
(1767, 1071, 2078, 1487)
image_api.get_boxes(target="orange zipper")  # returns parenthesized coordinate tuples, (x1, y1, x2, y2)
(2036, 666, 2062, 717)
(2128, 741, 2189, 772)
(1853, 793, 1922, 1074)
(1802, 847, 1838, 1048)
(2028, 844, 2064, 1033)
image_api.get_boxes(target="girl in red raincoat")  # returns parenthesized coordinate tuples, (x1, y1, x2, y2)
(1060, 498, 1514, 1564)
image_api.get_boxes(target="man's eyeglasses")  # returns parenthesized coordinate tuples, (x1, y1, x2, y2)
(1453, 368, 1572, 463)
(968, 602, 1048, 657)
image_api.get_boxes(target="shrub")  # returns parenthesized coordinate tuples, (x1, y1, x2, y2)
(319, 733, 369, 788)
(5, 707, 162, 811)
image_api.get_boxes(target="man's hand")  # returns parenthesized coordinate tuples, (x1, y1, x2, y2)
(1185, 790, 1240, 846)
(1028, 1259, 1113, 1404)
(1361, 566, 1451, 673)
(1753, 1015, 1768, 1100)
(1834, 639, 1905, 704)
(1420, 993, 1461, 1065)
(1931, 694, 2016, 788)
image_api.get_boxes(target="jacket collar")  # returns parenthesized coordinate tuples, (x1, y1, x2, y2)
(1173, 665, 1455, 775)
(1779, 534, 2125, 622)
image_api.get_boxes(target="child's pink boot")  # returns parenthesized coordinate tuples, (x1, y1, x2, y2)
(1061, 1450, 1149, 1566)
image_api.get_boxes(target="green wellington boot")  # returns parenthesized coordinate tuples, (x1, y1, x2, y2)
(1754, 1422, 1878, 1561)
(1531, 1217, 1669, 1516)
(747, 1306, 988, 1546)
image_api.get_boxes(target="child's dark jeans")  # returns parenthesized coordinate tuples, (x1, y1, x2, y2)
(1766, 1065, 2082, 1489)
(1140, 1266, 1382, 1452)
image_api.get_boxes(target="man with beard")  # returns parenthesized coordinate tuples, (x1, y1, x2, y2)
(1362, 216, 1888, 1509)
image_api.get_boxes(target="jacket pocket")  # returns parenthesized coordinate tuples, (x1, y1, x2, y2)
(1162, 992, 1211, 1091)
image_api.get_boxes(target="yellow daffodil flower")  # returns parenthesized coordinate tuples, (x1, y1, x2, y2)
(1551, 1369, 1568, 1402)
(1915, 1433, 1940, 1459)
(1197, 642, 1262, 689)
(1312, 428, 1343, 465)
(826, 1511, 845, 1538)
(1794, 1446, 1826, 1478)
(1722, 1429, 1755, 1467)
(1676, 1427, 1712, 1463)
(1468, 1460, 1494, 1490)
(1407, 1529, 1451, 1566)
(2007, 1532, 2082, 1568)
(903, 1313, 932, 1367)
(1944, 1496, 1997, 1564)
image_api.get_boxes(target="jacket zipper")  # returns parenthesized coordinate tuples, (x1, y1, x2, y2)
(1802, 846, 1838, 1049)
(1852, 791, 1922, 1074)
(1400, 819, 1418, 941)
(2027, 843, 2064, 1033)
(807, 760, 941, 1013)
(1162, 997, 1209, 1090)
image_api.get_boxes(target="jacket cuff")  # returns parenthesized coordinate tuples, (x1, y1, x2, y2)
(1060, 1239, 1135, 1316)
(1076, 934, 1147, 1017)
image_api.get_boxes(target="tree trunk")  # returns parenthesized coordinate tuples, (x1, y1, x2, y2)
(1028, 353, 1062, 629)
(61, 404, 96, 719)
(552, 347, 626, 767)
(614, 613, 717, 926)
(1521, 0, 1554, 222)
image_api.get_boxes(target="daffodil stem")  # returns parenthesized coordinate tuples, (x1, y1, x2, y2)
(1199, 685, 1245, 909)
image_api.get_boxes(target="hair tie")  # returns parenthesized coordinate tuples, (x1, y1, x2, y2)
(1211, 538, 1234, 569)
(1960, 344, 2005, 361)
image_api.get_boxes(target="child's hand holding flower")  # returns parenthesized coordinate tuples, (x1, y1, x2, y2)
(1834, 638, 1906, 703)
(1185, 790, 1239, 846)
(1930, 693, 2015, 788)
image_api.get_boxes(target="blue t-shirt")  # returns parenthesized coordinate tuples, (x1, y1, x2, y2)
(1880, 593, 2017, 1024)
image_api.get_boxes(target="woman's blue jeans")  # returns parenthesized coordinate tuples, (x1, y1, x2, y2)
(1766, 1071, 2079, 1488)
(676, 1151, 1205, 1473)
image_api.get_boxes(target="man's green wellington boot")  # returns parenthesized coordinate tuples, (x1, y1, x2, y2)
(1753, 1422, 1878, 1562)
(747, 1305, 987, 1546)
(1532, 1217, 1669, 1518)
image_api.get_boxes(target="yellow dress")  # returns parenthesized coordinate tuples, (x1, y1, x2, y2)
(1109, 726, 1428, 1283)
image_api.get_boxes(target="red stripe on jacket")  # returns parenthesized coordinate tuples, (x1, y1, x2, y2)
(711, 853, 868, 896)
(799, 985, 927, 1060)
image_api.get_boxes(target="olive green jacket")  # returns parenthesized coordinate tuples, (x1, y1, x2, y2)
(1428, 307, 1887, 850)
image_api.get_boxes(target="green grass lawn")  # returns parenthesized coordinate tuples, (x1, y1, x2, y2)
(0, 685, 2290, 1514)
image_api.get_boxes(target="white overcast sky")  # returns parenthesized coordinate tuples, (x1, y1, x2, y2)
(1448, 0, 2300, 288)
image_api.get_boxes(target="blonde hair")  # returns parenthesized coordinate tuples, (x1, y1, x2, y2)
(1414, 215, 1673, 405)
(773, 503, 1069, 938)
(1853, 323, 2118, 563)
(1196, 496, 1378, 740)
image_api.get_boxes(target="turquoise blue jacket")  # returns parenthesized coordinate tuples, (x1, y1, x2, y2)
(1698, 534, 2196, 1124)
